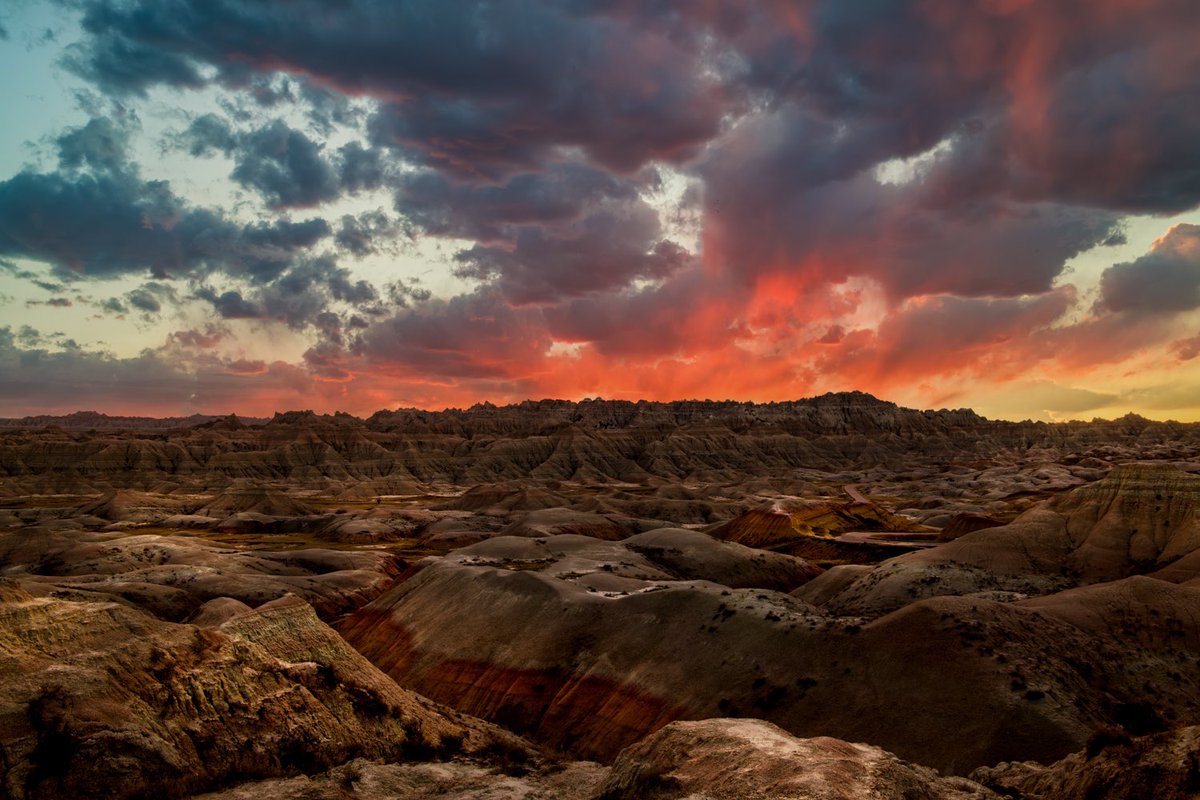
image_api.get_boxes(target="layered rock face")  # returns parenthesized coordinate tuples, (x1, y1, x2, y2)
(600, 719, 997, 800)
(972, 725, 1200, 799)
(339, 533, 824, 761)
(797, 464, 1200, 616)
(338, 528, 1200, 773)
(0, 527, 401, 621)
(2, 394, 1198, 492)
(188, 759, 611, 799)
(707, 497, 936, 563)
(186, 721, 1005, 800)
(5, 394, 1200, 798)
(0, 584, 528, 800)
(707, 497, 926, 547)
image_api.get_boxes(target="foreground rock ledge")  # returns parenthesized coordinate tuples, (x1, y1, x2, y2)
(188, 719, 996, 800)
(0, 583, 527, 799)
(598, 719, 995, 800)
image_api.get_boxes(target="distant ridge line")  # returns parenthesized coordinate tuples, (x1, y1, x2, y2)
(0, 391, 1181, 430)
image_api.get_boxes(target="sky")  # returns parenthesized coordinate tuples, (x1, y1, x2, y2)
(1, 1, 1199, 421)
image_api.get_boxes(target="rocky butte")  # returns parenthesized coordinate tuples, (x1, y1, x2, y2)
(2, 392, 1200, 798)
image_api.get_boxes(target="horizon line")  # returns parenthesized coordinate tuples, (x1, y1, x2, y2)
(0, 390, 1186, 427)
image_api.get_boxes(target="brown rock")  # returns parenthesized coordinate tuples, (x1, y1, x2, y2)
(937, 512, 1005, 541)
(799, 464, 1200, 617)
(599, 719, 996, 799)
(0, 585, 530, 799)
(973, 725, 1200, 800)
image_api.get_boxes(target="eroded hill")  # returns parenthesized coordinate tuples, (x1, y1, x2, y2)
(3, 393, 1200, 798)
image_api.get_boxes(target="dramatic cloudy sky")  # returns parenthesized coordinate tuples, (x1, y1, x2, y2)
(1, 0, 1199, 420)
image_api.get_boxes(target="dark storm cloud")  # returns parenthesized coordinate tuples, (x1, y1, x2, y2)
(727, 0, 1200, 214)
(124, 282, 176, 314)
(0, 112, 403, 365)
(25, 0, 1200, 408)
(353, 288, 548, 380)
(682, 1, 1200, 298)
(180, 115, 389, 208)
(337, 142, 386, 194)
(63, 1, 1200, 205)
(196, 288, 261, 320)
(229, 120, 340, 208)
(452, 204, 691, 303)
(298, 80, 363, 134)
(195, 256, 381, 329)
(62, 26, 205, 96)
(240, 218, 331, 255)
(124, 290, 158, 312)
(921, 23, 1200, 216)
(0, 119, 334, 281)
(395, 164, 637, 241)
(334, 211, 406, 258)
(183, 116, 338, 208)
(179, 113, 236, 156)
(66, 0, 725, 176)
(93, 284, 171, 316)
(1098, 224, 1200, 314)
(0, 168, 183, 278)
(56, 117, 130, 172)
(62, 2, 1200, 291)
(701, 140, 1122, 300)
(383, 278, 431, 308)
(0, 167, 334, 281)
(208, 74, 363, 135)
(395, 163, 688, 302)
(0, 260, 69, 293)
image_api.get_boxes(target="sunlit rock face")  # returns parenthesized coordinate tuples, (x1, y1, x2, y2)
(797, 464, 1200, 617)
(186, 759, 612, 800)
(339, 533, 824, 761)
(0, 585, 528, 800)
(599, 719, 998, 800)
(339, 527, 1200, 774)
(0, 527, 401, 621)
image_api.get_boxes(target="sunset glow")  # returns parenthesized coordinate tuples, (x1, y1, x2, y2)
(1, 1, 1199, 420)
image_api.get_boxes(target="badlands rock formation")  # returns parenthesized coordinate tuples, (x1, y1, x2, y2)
(797, 463, 1200, 616)
(972, 724, 1200, 799)
(0, 527, 400, 620)
(0, 582, 527, 799)
(3, 393, 1200, 797)
(339, 533, 1200, 772)
(188, 721, 1005, 800)
(600, 719, 997, 799)
(1, 393, 1197, 493)
(188, 759, 611, 800)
